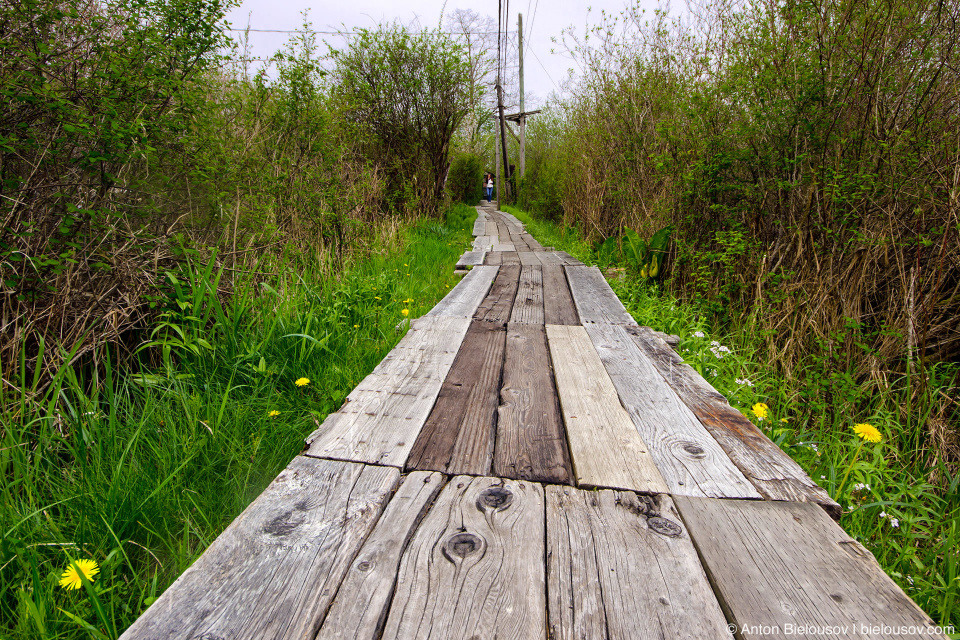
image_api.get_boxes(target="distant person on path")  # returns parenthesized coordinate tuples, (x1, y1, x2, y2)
(484, 173, 494, 202)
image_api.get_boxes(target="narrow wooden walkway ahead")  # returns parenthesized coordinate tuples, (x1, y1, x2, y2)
(122, 203, 943, 639)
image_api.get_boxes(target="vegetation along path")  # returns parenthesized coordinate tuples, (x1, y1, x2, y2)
(114, 202, 947, 639)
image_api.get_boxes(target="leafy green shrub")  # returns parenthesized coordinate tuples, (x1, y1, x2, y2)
(447, 152, 484, 204)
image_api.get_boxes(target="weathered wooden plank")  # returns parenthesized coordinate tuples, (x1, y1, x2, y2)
(628, 326, 840, 516)
(565, 265, 635, 325)
(547, 324, 668, 493)
(120, 458, 398, 640)
(498, 211, 522, 225)
(675, 497, 944, 639)
(500, 251, 520, 265)
(473, 216, 488, 236)
(484, 220, 498, 236)
(381, 476, 546, 640)
(305, 317, 471, 467)
(536, 251, 562, 265)
(547, 487, 731, 640)
(472, 235, 496, 251)
(495, 220, 510, 237)
(406, 322, 506, 476)
(317, 471, 445, 640)
(427, 265, 498, 319)
(473, 265, 520, 325)
(525, 235, 544, 251)
(517, 250, 541, 265)
(509, 265, 544, 325)
(541, 264, 579, 325)
(556, 251, 583, 266)
(583, 323, 760, 499)
(491, 243, 516, 252)
(455, 250, 485, 267)
(494, 324, 571, 484)
(484, 250, 503, 265)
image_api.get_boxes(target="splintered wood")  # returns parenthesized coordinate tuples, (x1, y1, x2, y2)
(381, 476, 546, 639)
(546, 486, 730, 639)
(494, 324, 571, 483)
(584, 322, 760, 499)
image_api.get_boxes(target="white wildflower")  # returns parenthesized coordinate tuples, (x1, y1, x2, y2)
(889, 518, 900, 528)
(693, 331, 705, 338)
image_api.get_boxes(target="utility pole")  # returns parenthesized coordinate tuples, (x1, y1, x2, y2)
(496, 83, 510, 201)
(495, 124, 500, 204)
(518, 13, 525, 178)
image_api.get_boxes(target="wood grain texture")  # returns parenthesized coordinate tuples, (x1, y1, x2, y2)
(546, 487, 731, 640)
(484, 251, 502, 265)
(120, 458, 398, 640)
(556, 251, 583, 266)
(494, 323, 572, 484)
(484, 220, 498, 236)
(536, 251, 562, 265)
(473, 265, 520, 325)
(406, 321, 506, 476)
(541, 264, 579, 325)
(517, 250, 541, 265)
(317, 471, 445, 640)
(509, 265, 545, 325)
(455, 250, 485, 267)
(500, 251, 521, 265)
(583, 323, 760, 499)
(473, 216, 488, 237)
(381, 476, 546, 640)
(426, 265, 498, 319)
(492, 243, 516, 252)
(674, 497, 944, 640)
(472, 235, 496, 251)
(547, 324, 668, 493)
(565, 265, 636, 325)
(305, 317, 470, 467)
(628, 325, 840, 516)
(525, 235, 544, 251)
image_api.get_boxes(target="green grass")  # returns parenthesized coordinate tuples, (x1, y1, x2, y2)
(508, 204, 960, 630)
(0, 203, 477, 638)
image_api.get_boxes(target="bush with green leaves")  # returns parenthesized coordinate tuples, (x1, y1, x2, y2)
(330, 24, 477, 216)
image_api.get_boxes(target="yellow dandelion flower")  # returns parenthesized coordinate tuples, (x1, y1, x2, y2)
(853, 423, 882, 443)
(375, 296, 381, 300)
(752, 403, 769, 421)
(59, 559, 99, 590)
(353, 324, 359, 328)
(401, 309, 409, 317)
(295, 377, 310, 387)
(403, 263, 408, 266)
(780, 417, 789, 423)
(268, 410, 280, 417)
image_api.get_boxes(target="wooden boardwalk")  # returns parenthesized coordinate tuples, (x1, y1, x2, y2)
(122, 203, 944, 639)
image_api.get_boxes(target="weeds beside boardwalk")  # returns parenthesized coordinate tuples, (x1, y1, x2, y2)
(0, 205, 476, 639)
(504, 205, 959, 629)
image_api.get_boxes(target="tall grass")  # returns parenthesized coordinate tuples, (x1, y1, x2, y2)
(0, 204, 476, 639)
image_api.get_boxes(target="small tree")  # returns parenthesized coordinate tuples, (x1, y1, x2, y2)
(331, 24, 476, 216)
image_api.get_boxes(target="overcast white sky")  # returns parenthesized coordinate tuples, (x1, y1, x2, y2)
(224, 0, 656, 107)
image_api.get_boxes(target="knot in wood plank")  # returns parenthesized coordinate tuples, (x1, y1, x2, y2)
(476, 486, 513, 512)
(647, 516, 684, 538)
(443, 532, 485, 562)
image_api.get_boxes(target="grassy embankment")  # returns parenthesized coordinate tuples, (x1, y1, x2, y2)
(504, 204, 960, 630)
(0, 204, 477, 639)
